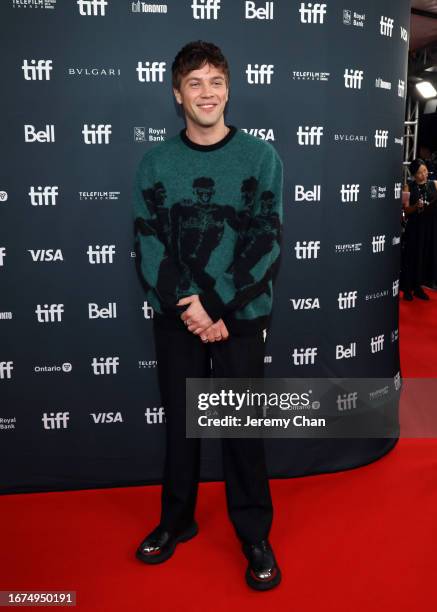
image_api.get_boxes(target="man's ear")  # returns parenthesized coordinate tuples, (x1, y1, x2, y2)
(173, 88, 182, 105)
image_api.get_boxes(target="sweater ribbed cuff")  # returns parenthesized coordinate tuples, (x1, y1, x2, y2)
(199, 290, 226, 323)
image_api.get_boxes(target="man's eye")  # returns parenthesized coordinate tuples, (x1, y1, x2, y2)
(190, 83, 199, 87)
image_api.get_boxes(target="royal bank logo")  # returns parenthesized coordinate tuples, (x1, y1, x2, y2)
(91, 357, 119, 375)
(341, 184, 359, 202)
(398, 79, 405, 97)
(136, 61, 166, 82)
(335, 243, 362, 254)
(0, 417, 16, 431)
(394, 372, 401, 391)
(22, 59, 53, 80)
(191, 0, 221, 19)
(342, 9, 365, 28)
(292, 71, 330, 81)
(35, 304, 64, 323)
(24, 124, 55, 143)
(372, 235, 385, 253)
(369, 386, 388, 400)
(294, 241, 320, 259)
(344, 69, 364, 89)
(292, 347, 318, 365)
(131, 1, 168, 12)
(374, 129, 388, 148)
(295, 185, 321, 202)
(297, 126, 323, 145)
(29, 186, 58, 206)
(79, 191, 120, 200)
(380, 15, 394, 37)
(134, 127, 166, 142)
(241, 128, 275, 141)
(77, 0, 108, 16)
(299, 2, 327, 24)
(245, 1, 273, 19)
(370, 185, 387, 199)
(393, 279, 399, 296)
(13, 0, 56, 8)
(375, 77, 391, 91)
(82, 124, 111, 144)
(338, 291, 357, 309)
(246, 64, 274, 84)
(370, 334, 384, 353)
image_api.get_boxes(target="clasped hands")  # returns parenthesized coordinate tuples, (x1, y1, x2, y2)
(176, 294, 229, 343)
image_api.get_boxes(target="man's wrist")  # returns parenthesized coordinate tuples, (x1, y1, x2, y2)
(198, 290, 225, 323)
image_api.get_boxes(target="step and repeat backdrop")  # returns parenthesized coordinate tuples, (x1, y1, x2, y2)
(1, 0, 410, 493)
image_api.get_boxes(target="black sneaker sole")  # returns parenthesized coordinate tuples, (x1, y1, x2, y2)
(245, 564, 282, 591)
(135, 522, 199, 565)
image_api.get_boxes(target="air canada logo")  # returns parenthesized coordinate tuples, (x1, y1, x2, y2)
(134, 176, 281, 300)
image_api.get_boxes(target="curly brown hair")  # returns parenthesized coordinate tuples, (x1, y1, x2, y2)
(172, 40, 230, 90)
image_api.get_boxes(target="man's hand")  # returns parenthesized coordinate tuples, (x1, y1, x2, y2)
(199, 319, 230, 343)
(177, 294, 214, 335)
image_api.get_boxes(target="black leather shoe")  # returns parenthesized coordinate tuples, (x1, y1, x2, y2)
(414, 287, 430, 300)
(242, 539, 281, 591)
(135, 522, 198, 564)
(403, 291, 413, 301)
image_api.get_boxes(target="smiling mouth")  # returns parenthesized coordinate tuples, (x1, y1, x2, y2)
(197, 104, 217, 109)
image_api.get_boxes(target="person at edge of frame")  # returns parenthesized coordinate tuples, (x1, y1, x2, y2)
(132, 40, 284, 592)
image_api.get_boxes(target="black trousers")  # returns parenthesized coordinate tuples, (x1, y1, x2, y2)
(152, 319, 274, 544)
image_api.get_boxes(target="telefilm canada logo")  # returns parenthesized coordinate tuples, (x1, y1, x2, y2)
(12, 0, 56, 8)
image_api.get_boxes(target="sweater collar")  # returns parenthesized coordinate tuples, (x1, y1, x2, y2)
(180, 125, 237, 152)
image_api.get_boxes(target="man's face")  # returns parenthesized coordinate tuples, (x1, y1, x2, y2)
(173, 62, 229, 128)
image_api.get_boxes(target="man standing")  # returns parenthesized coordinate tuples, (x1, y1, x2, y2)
(133, 41, 283, 591)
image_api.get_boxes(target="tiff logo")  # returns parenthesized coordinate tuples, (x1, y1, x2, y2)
(87, 245, 115, 263)
(371, 334, 384, 353)
(398, 79, 405, 98)
(42, 412, 70, 429)
(294, 240, 320, 259)
(136, 61, 166, 82)
(191, 0, 220, 19)
(246, 64, 274, 84)
(29, 186, 58, 206)
(35, 304, 64, 323)
(82, 124, 111, 144)
(22, 59, 53, 80)
(0, 362, 13, 379)
(145, 407, 165, 424)
(336, 342, 357, 360)
(0, 247, 6, 266)
(374, 129, 388, 147)
(337, 392, 358, 411)
(380, 15, 394, 37)
(340, 184, 359, 202)
(372, 235, 385, 253)
(91, 356, 119, 375)
(143, 301, 154, 319)
(292, 347, 318, 365)
(297, 126, 323, 145)
(245, 1, 273, 19)
(299, 2, 327, 24)
(77, 0, 108, 16)
(393, 279, 399, 296)
(338, 291, 357, 309)
(344, 69, 364, 89)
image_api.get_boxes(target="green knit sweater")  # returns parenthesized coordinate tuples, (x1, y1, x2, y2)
(132, 125, 283, 335)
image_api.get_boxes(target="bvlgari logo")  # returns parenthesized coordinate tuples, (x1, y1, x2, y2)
(67, 67, 121, 77)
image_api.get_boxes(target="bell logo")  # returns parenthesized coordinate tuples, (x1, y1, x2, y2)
(245, 1, 274, 19)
